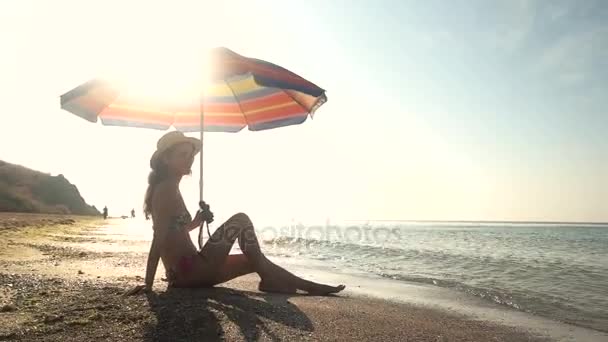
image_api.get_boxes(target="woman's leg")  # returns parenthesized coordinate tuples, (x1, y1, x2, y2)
(198, 213, 266, 273)
(210, 254, 255, 284)
(199, 213, 345, 294)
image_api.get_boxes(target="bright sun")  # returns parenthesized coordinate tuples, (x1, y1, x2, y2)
(94, 1, 230, 105)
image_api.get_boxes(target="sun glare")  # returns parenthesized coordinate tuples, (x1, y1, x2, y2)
(102, 44, 208, 106)
(89, 1, 230, 106)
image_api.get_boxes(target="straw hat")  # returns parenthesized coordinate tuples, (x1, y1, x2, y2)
(150, 131, 201, 168)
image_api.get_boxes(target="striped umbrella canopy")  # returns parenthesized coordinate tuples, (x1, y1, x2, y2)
(60, 47, 327, 202)
(60, 47, 327, 133)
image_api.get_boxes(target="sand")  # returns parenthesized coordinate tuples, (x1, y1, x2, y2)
(0, 213, 551, 341)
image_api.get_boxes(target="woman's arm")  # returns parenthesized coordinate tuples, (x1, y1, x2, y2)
(143, 182, 178, 290)
(185, 212, 204, 231)
(144, 236, 161, 289)
(185, 204, 213, 231)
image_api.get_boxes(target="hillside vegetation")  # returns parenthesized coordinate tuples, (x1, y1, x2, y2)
(0, 160, 99, 215)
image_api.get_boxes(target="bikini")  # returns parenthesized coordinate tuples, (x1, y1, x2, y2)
(165, 211, 199, 286)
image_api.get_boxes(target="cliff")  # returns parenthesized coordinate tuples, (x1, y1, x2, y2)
(0, 160, 100, 215)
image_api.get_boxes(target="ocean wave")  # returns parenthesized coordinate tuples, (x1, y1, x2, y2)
(261, 233, 608, 332)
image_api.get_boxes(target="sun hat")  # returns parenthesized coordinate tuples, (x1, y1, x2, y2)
(150, 131, 201, 168)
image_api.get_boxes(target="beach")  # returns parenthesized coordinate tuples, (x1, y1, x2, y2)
(0, 213, 603, 341)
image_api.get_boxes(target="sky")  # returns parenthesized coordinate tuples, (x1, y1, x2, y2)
(1, 0, 607, 224)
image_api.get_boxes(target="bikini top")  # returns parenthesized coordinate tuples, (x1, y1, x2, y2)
(168, 210, 192, 231)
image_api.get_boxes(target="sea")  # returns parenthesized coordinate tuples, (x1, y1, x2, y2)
(254, 221, 608, 333)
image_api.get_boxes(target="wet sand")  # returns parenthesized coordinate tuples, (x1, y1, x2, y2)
(0, 213, 550, 341)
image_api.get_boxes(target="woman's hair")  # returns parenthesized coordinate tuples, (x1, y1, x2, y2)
(143, 143, 195, 218)
(143, 158, 169, 218)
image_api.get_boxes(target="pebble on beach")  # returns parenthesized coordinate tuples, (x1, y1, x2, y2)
(1, 304, 17, 312)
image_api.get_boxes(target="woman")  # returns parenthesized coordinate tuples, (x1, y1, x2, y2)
(136, 131, 345, 295)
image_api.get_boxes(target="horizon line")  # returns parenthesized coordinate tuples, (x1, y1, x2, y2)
(343, 219, 608, 225)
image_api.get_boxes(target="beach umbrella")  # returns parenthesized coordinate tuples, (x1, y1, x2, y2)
(59, 47, 327, 247)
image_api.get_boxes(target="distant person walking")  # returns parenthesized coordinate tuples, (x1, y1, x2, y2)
(131, 208, 136, 218)
(103, 206, 108, 220)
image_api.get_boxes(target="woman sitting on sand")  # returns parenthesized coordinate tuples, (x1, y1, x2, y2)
(136, 131, 345, 295)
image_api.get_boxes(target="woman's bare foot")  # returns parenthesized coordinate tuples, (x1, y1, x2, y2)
(305, 284, 346, 296)
(258, 280, 297, 294)
(257, 259, 345, 295)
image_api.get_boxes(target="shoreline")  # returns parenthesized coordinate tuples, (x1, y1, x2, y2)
(0, 213, 605, 341)
(271, 257, 608, 341)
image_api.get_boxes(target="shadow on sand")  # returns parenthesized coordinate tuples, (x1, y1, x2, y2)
(142, 287, 314, 341)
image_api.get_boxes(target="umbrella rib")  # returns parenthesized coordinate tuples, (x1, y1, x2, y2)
(78, 100, 114, 124)
(224, 80, 252, 129)
(309, 92, 328, 116)
(279, 88, 309, 115)
(92, 96, 116, 119)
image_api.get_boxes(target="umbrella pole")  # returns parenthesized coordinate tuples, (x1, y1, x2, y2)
(199, 96, 204, 202)
(198, 90, 206, 251)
